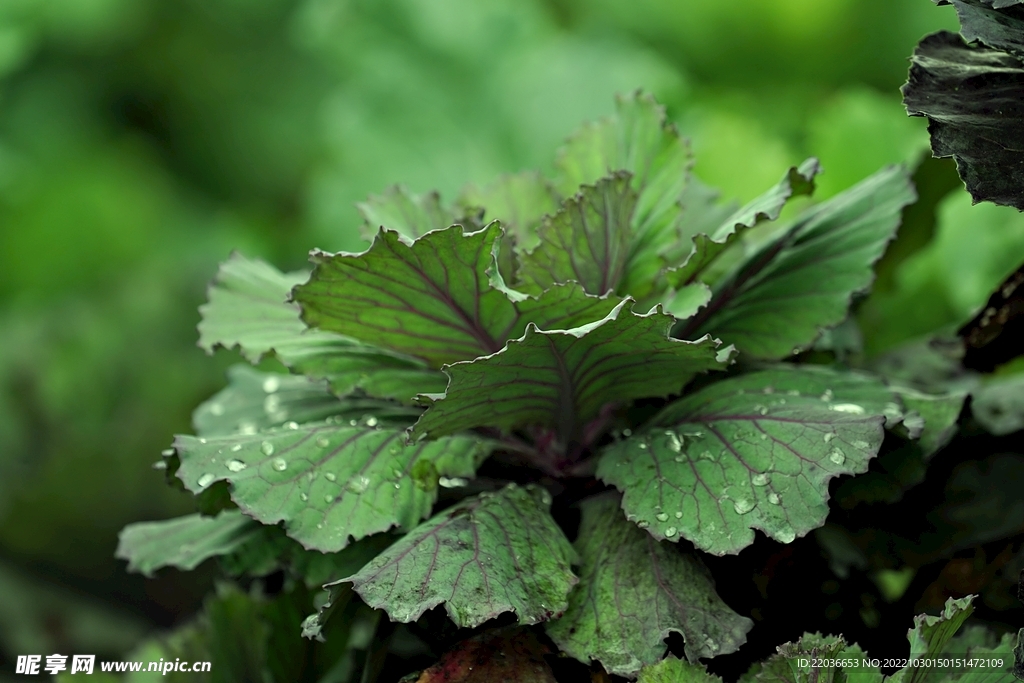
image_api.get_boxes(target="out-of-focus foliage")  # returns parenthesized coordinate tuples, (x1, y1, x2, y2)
(0, 0, 1010, 676)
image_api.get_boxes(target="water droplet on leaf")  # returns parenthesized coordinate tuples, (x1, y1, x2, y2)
(161, 448, 174, 456)
(852, 440, 870, 450)
(768, 492, 781, 505)
(438, 476, 469, 488)
(299, 493, 308, 502)
(733, 498, 754, 515)
(776, 526, 797, 543)
(317, 437, 330, 448)
(347, 475, 370, 494)
(656, 512, 669, 522)
(285, 421, 299, 430)
(197, 473, 215, 488)
(829, 448, 846, 465)
(664, 526, 677, 538)
(324, 494, 334, 504)
(830, 403, 865, 414)
(824, 433, 835, 443)
(226, 459, 246, 472)
(262, 376, 280, 393)
(272, 457, 287, 471)
(636, 520, 650, 529)
(752, 473, 770, 486)
(261, 441, 275, 456)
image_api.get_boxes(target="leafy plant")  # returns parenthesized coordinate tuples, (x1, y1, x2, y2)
(116, 91, 1008, 681)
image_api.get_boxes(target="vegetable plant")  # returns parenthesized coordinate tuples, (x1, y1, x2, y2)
(115, 91, 1016, 682)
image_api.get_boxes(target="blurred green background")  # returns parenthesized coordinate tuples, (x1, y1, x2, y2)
(2, 0, 1024, 674)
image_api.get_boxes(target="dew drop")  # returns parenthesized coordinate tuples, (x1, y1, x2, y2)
(622, 428, 632, 437)
(198, 438, 207, 444)
(820, 389, 834, 402)
(389, 446, 400, 455)
(152, 461, 167, 470)
(349, 419, 358, 426)
(439, 476, 469, 488)
(324, 472, 337, 482)
(261, 441, 275, 456)
(317, 437, 330, 448)
(316, 523, 323, 529)
(674, 455, 685, 463)
(698, 450, 716, 461)
(665, 431, 683, 452)
(394, 482, 401, 489)
(852, 440, 870, 450)
(238, 421, 257, 435)
(391, 468, 403, 478)
(664, 526, 677, 538)
(656, 512, 669, 522)
(262, 376, 280, 393)
(733, 498, 755, 515)
(776, 526, 797, 543)
(829, 448, 846, 465)
(760, 433, 768, 441)
(638, 442, 647, 450)
(226, 459, 247, 472)
(823, 432, 835, 443)
(209, 403, 225, 416)
(768, 492, 781, 505)
(263, 394, 281, 415)
(197, 473, 215, 488)
(299, 493, 308, 502)
(161, 448, 174, 456)
(636, 520, 650, 529)
(324, 494, 334, 504)
(347, 475, 371, 494)
(752, 473, 771, 486)
(362, 416, 379, 428)
(272, 457, 287, 471)
(285, 421, 299, 430)
(830, 403, 865, 415)
(705, 637, 718, 653)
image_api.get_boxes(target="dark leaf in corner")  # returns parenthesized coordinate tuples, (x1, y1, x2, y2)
(903, 31, 1024, 210)
(959, 260, 1024, 371)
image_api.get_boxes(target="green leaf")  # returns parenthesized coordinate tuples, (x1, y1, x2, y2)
(295, 224, 622, 368)
(546, 494, 751, 676)
(754, 633, 851, 683)
(555, 91, 692, 298)
(598, 366, 895, 555)
(893, 596, 976, 683)
(666, 159, 820, 289)
(173, 423, 491, 552)
(638, 657, 724, 683)
(342, 484, 576, 628)
(411, 301, 731, 442)
(903, 29, 1024, 210)
(198, 252, 445, 402)
(358, 185, 462, 241)
(116, 511, 260, 578)
(458, 171, 559, 254)
(891, 386, 965, 456)
(518, 172, 637, 296)
(680, 165, 916, 359)
(193, 365, 355, 438)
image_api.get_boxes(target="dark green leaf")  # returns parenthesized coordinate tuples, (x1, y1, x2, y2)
(411, 301, 731, 442)
(546, 495, 751, 676)
(518, 172, 637, 296)
(892, 386, 966, 456)
(198, 252, 445, 402)
(666, 159, 820, 289)
(116, 511, 259, 578)
(941, 0, 1024, 58)
(598, 366, 895, 555)
(681, 165, 915, 359)
(343, 484, 576, 628)
(295, 224, 621, 368)
(173, 423, 491, 552)
(898, 596, 976, 683)
(555, 91, 692, 299)
(903, 31, 1024, 210)
(754, 633, 852, 683)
